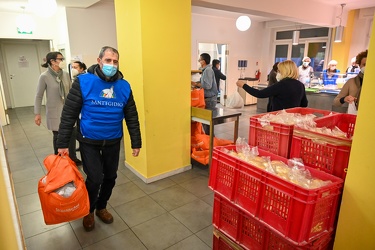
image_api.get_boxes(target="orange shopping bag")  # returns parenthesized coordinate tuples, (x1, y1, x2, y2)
(38, 154, 89, 225)
(191, 88, 205, 108)
(191, 148, 209, 165)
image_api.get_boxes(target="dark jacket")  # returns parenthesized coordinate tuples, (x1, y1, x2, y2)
(56, 64, 141, 149)
(243, 77, 308, 111)
(212, 67, 226, 89)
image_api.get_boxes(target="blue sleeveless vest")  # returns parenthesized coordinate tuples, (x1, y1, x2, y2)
(77, 73, 131, 140)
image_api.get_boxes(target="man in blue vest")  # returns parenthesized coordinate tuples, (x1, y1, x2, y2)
(57, 46, 142, 231)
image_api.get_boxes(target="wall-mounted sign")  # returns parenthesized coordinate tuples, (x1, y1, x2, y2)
(16, 13, 35, 34)
(18, 56, 29, 68)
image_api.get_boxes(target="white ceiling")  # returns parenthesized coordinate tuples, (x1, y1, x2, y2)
(0, 0, 102, 13)
(191, 6, 273, 22)
(312, 0, 375, 10)
(1, 0, 374, 23)
(191, 0, 375, 27)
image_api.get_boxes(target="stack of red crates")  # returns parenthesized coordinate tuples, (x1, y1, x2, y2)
(248, 107, 335, 158)
(230, 107, 357, 249)
(209, 145, 344, 249)
(249, 108, 356, 180)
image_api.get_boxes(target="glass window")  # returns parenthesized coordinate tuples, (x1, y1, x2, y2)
(275, 45, 288, 62)
(276, 28, 329, 40)
(273, 29, 328, 74)
(291, 44, 305, 66)
(308, 42, 326, 73)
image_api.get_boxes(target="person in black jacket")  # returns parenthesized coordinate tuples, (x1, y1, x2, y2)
(266, 62, 279, 112)
(236, 60, 308, 111)
(56, 46, 141, 232)
(212, 59, 226, 93)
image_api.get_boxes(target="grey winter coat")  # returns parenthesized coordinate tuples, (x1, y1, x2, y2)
(34, 68, 71, 131)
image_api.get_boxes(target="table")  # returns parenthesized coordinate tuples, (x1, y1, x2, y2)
(191, 107, 242, 166)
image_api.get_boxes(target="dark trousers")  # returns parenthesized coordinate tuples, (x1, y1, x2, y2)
(79, 141, 120, 213)
(267, 97, 273, 112)
(203, 96, 217, 135)
(53, 128, 78, 160)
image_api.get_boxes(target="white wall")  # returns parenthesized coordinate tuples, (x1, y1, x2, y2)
(0, 7, 69, 52)
(66, 1, 117, 66)
(192, 7, 374, 97)
(0, 11, 56, 40)
(192, 13, 268, 95)
(0, 1, 117, 67)
(0, 2, 116, 108)
(348, 8, 374, 65)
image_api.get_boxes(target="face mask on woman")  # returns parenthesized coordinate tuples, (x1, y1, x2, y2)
(303, 62, 309, 67)
(360, 66, 365, 74)
(59, 61, 67, 70)
(276, 72, 282, 82)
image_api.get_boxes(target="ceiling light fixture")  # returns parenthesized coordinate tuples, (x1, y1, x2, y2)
(236, 16, 251, 31)
(334, 3, 346, 43)
(292, 30, 300, 45)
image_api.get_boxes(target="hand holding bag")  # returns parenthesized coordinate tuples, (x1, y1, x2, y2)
(38, 154, 89, 225)
(347, 102, 357, 115)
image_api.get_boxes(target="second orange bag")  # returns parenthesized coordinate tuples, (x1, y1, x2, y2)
(38, 154, 90, 225)
(191, 88, 205, 108)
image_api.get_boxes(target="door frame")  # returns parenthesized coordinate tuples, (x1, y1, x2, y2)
(0, 39, 51, 109)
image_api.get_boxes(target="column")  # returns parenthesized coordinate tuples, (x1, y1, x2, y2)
(114, 0, 192, 182)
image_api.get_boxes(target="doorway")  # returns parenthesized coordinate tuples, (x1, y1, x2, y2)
(198, 43, 228, 105)
(0, 39, 50, 108)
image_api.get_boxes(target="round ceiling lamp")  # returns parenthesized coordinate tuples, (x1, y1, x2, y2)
(236, 15, 251, 31)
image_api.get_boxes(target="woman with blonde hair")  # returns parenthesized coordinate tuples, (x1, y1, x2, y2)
(236, 60, 308, 111)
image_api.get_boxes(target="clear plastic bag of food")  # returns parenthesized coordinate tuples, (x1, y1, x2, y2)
(54, 181, 76, 198)
(259, 110, 317, 127)
(332, 126, 347, 138)
(270, 160, 291, 180)
(236, 137, 250, 154)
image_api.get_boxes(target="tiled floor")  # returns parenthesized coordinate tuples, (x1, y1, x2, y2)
(4, 104, 259, 250)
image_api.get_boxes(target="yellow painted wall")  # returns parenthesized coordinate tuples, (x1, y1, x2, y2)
(114, 0, 191, 179)
(0, 167, 19, 250)
(334, 14, 375, 249)
(331, 10, 356, 72)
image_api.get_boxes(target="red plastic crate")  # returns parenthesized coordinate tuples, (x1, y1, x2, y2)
(213, 228, 243, 250)
(213, 194, 333, 250)
(209, 145, 343, 244)
(290, 114, 356, 180)
(314, 113, 356, 139)
(249, 108, 335, 158)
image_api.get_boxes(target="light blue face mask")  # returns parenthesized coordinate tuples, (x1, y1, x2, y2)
(102, 64, 117, 77)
